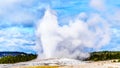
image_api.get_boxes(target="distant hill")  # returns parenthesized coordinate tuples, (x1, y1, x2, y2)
(0, 52, 27, 57)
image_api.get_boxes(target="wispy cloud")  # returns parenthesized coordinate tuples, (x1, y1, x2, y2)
(0, 27, 35, 53)
(0, 0, 43, 53)
(0, 0, 41, 27)
(90, 0, 106, 11)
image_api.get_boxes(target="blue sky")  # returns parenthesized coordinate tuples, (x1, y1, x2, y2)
(0, 0, 120, 54)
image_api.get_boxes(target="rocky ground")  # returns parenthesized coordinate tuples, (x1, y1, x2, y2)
(0, 58, 120, 68)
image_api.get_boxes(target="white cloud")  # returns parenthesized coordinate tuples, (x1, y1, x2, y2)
(0, 27, 36, 52)
(0, 0, 38, 26)
(0, 0, 45, 53)
(90, 0, 106, 11)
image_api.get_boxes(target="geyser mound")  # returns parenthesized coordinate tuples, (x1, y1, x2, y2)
(35, 58, 84, 66)
(36, 8, 110, 59)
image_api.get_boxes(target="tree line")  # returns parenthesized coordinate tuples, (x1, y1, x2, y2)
(0, 54, 37, 64)
(85, 51, 120, 61)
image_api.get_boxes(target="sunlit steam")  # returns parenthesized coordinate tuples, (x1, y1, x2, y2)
(36, 8, 111, 59)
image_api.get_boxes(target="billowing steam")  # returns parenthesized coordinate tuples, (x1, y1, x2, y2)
(36, 8, 111, 59)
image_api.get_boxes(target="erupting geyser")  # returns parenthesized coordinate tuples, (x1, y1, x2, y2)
(37, 9, 59, 58)
(36, 8, 111, 59)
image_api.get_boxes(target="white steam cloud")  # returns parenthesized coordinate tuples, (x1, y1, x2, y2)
(36, 8, 111, 59)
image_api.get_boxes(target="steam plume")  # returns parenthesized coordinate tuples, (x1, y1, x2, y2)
(36, 8, 111, 59)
